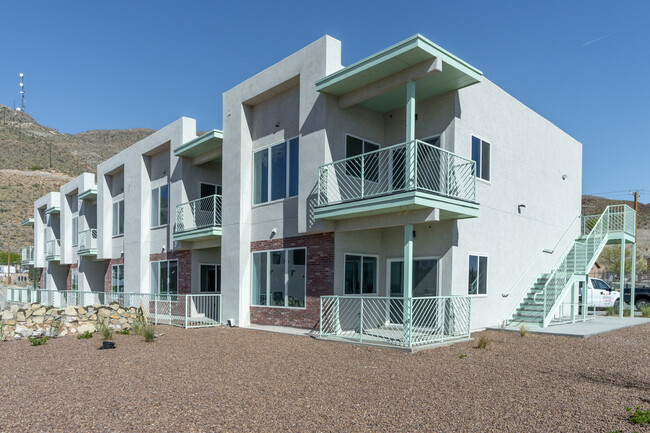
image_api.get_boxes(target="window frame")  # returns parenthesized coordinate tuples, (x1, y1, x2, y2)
(344, 134, 381, 183)
(151, 183, 169, 228)
(71, 216, 78, 247)
(111, 264, 124, 293)
(251, 247, 307, 309)
(471, 135, 491, 183)
(467, 253, 489, 296)
(344, 253, 379, 295)
(150, 259, 179, 295)
(112, 199, 125, 237)
(199, 263, 221, 293)
(252, 137, 299, 206)
(386, 256, 440, 298)
(71, 267, 79, 291)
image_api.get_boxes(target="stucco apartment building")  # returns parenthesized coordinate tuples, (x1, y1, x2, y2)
(25, 34, 615, 340)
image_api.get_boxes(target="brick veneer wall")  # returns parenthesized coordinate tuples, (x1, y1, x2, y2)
(250, 232, 334, 329)
(149, 250, 192, 294)
(40, 269, 45, 290)
(103, 258, 124, 292)
(66, 264, 78, 291)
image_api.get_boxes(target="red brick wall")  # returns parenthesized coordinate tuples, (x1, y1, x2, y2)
(150, 250, 192, 294)
(104, 258, 124, 292)
(40, 269, 45, 290)
(66, 264, 78, 291)
(250, 232, 334, 329)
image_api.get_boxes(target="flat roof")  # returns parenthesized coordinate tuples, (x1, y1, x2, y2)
(174, 129, 223, 158)
(316, 34, 483, 112)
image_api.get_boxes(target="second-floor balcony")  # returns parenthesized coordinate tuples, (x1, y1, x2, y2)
(315, 139, 479, 220)
(173, 194, 222, 242)
(78, 229, 98, 256)
(21, 246, 34, 266)
(45, 239, 60, 261)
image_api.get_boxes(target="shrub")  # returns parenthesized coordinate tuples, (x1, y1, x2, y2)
(116, 329, 130, 335)
(519, 325, 529, 337)
(605, 307, 616, 316)
(641, 307, 650, 318)
(132, 321, 146, 336)
(77, 331, 93, 339)
(97, 320, 113, 341)
(477, 336, 493, 350)
(459, 354, 467, 359)
(626, 406, 650, 425)
(623, 309, 631, 317)
(143, 326, 156, 343)
(28, 336, 48, 346)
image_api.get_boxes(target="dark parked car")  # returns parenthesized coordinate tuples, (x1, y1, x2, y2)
(622, 285, 650, 310)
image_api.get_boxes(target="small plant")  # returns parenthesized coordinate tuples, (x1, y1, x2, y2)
(459, 354, 467, 359)
(605, 307, 616, 316)
(28, 336, 49, 346)
(49, 317, 63, 337)
(77, 330, 93, 339)
(142, 326, 156, 343)
(476, 336, 493, 350)
(623, 309, 631, 317)
(641, 307, 650, 318)
(97, 320, 113, 341)
(132, 321, 146, 336)
(626, 406, 650, 425)
(519, 325, 529, 337)
(116, 329, 130, 335)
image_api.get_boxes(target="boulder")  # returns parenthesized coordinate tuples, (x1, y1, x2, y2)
(77, 323, 96, 334)
(9, 305, 19, 313)
(77, 307, 86, 315)
(5, 320, 16, 326)
(66, 316, 78, 323)
(1, 311, 14, 321)
(109, 302, 120, 310)
(98, 308, 111, 318)
(24, 309, 32, 319)
(32, 316, 44, 325)
(32, 307, 46, 316)
(110, 314, 119, 320)
(16, 311, 25, 322)
(14, 325, 33, 338)
(64, 306, 77, 316)
(30, 303, 41, 310)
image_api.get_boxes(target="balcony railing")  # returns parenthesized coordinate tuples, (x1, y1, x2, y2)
(45, 239, 60, 261)
(175, 194, 222, 233)
(78, 229, 98, 254)
(21, 246, 34, 264)
(317, 140, 476, 207)
(319, 295, 472, 348)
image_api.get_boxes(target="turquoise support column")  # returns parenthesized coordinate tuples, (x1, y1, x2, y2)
(405, 80, 416, 190)
(619, 239, 625, 318)
(403, 223, 414, 345)
(630, 242, 636, 317)
(570, 283, 576, 323)
(582, 276, 588, 321)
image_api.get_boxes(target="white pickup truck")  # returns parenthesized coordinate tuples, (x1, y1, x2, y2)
(580, 278, 620, 308)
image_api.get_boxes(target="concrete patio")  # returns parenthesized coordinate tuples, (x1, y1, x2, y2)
(491, 316, 650, 338)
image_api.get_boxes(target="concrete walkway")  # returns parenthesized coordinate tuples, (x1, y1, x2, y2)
(491, 316, 650, 338)
(242, 324, 313, 337)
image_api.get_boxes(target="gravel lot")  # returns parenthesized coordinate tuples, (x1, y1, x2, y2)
(0, 324, 649, 432)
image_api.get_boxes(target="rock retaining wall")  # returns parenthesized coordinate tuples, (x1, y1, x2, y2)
(0, 302, 145, 340)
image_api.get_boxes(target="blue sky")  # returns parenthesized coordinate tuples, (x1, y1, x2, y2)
(1, 1, 648, 201)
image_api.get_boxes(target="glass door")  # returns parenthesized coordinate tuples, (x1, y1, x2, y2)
(388, 258, 439, 325)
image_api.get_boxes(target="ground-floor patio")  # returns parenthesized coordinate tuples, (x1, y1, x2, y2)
(0, 323, 648, 432)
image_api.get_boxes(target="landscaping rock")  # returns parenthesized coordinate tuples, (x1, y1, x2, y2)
(32, 307, 46, 316)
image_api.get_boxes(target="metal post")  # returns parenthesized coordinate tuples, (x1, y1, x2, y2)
(440, 298, 446, 343)
(319, 297, 323, 338)
(619, 239, 625, 319)
(403, 224, 413, 346)
(359, 298, 364, 343)
(582, 275, 587, 321)
(185, 295, 189, 328)
(360, 155, 365, 198)
(630, 242, 636, 318)
(570, 283, 576, 323)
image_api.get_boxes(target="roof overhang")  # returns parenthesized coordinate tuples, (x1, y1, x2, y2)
(20, 218, 34, 227)
(316, 34, 483, 112)
(45, 206, 60, 215)
(78, 188, 98, 201)
(174, 130, 223, 160)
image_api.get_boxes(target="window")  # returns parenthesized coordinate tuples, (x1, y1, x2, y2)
(471, 136, 490, 181)
(346, 135, 379, 181)
(112, 200, 124, 236)
(200, 264, 221, 292)
(151, 184, 169, 227)
(71, 268, 78, 291)
(344, 254, 377, 294)
(389, 258, 438, 297)
(200, 183, 222, 212)
(71, 217, 78, 246)
(151, 260, 178, 295)
(252, 248, 306, 308)
(253, 138, 299, 204)
(468, 255, 488, 295)
(111, 264, 124, 293)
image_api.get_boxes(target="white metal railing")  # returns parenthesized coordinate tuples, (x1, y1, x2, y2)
(78, 229, 98, 252)
(317, 140, 476, 207)
(45, 239, 60, 260)
(175, 194, 222, 233)
(319, 295, 472, 348)
(6, 288, 221, 329)
(21, 246, 34, 263)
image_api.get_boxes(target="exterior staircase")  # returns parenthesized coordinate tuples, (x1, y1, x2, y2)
(508, 205, 635, 327)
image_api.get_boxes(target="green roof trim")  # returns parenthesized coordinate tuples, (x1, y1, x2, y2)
(173, 226, 222, 242)
(316, 34, 483, 112)
(20, 218, 34, 227)
(45, 206, 60, 215)
(78, 188, 98, 201)
(174, 129, 223, 158)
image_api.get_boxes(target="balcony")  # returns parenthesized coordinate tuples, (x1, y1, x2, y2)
(78, 229, 98, 256)
(45, 239, 60, 261)
(173, 195, 222, 242)
(21, 246, 34, 266)
(315, 140, 479, 220)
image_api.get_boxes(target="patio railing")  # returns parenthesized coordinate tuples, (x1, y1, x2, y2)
(45, 239, 60, 260)
(319, 295, 472, 348)
(6, 288, 221, 329)
(317, 140, 476, 207)
(175, 194, 222, 233)
(78, 229, 98, 253)
(21, 246, 34, 264)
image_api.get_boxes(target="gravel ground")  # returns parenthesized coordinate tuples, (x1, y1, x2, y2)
(0, 324, 649, 432)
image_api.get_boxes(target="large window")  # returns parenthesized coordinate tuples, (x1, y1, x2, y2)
(71, 268, 78, 291)
(111, 264, 124, 293)
(346, 135, 379, 181)
(253, 138, 299, 205)
(151, 260, 178, 295)
(468, 254, 488, 295)
(252, 248, 306, 308)
(200, 264, 221, 292)
(471, 136, 491, 181)
(151, 184, 169, 227)
(389, 258, 438, 297)
(71, 216, 78, 246)
(344, 254, 377, 294)
(112, 200, 124, 236)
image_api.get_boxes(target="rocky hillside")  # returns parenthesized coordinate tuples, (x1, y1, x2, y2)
(0, 105, 153, 251)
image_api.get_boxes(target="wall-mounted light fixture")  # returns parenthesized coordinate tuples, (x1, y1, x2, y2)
(562, 174, 568, 180)
(518, 204, 526, 214)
